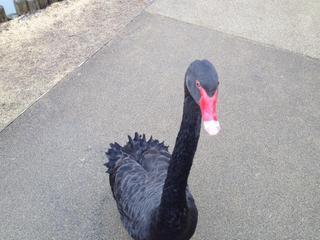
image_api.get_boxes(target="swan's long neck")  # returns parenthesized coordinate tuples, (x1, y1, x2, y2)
(157, 91, 201, 222)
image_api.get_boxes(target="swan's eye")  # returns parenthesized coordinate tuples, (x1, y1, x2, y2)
(196, 80, 201, 88)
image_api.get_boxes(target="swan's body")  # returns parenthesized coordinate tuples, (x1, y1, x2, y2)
(106, 132, 198, 240)
(105, 60, 220, 240)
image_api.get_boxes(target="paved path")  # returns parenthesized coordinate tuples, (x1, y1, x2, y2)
(147, 0, 320, 59)
(1, 1, 319, 239)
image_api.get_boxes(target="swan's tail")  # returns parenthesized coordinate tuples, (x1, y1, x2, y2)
(105, 132, 168, 173)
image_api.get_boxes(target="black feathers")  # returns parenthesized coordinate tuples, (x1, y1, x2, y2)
(105, 133, 173, 240)
(105, 132, 168, 173)
(104, 60, 217, 240)
(104, 132, 199, 240)
(105, 142, 124, 173)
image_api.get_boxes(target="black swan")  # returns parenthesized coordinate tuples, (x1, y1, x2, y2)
(105, 60, 220, 240)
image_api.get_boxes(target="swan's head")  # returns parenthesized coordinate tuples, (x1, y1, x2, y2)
(185, 60, 220, 135)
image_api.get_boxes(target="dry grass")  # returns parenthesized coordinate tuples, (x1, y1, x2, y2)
(0, 0, 151, 130)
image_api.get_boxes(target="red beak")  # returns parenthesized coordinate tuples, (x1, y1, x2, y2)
(199, 87, 220, 135)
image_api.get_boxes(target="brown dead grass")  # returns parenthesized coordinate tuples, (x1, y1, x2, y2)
(0, 0, 151, 130)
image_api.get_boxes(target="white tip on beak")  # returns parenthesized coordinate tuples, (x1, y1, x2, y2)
(203, 120, 221, 135)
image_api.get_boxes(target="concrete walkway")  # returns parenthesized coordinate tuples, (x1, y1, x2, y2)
(0, 0, 149, 131)
(147, 0, 320, 59)
(1, 1, 319, 239)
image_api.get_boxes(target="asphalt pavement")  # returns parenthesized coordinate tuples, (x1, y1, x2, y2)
(1, 1, 319, 239)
